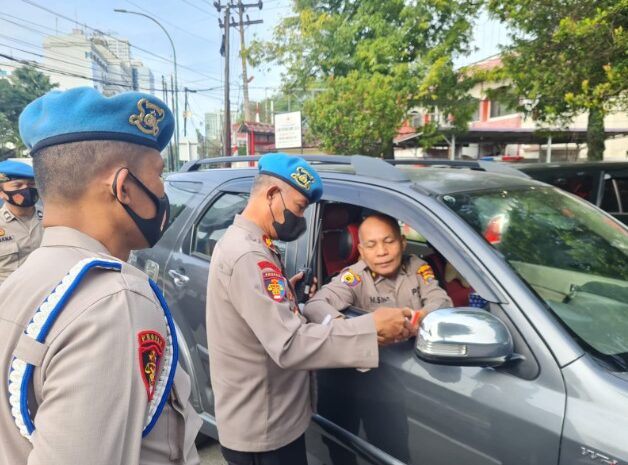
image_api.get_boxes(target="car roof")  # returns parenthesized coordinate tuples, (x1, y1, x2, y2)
(167, 159, 544, 197)
(516, 161, 628, 172)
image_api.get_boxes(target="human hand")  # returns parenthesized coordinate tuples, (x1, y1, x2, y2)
(372, 307, 414, 345)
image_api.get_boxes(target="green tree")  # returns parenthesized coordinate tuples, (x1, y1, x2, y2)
(250, 0, 481, 158)
(0, 66, 57, 157)
(486, 0, 628, 160)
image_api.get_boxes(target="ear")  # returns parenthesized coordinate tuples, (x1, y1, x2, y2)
(266, 184, 280, 202)
(111, 168, 131, 205)
(401, 235, 407, 251)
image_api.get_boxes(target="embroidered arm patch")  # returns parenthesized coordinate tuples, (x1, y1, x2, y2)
(263, 271, 287, 302)
(340, 270, 361, 288)
(138, 330, 165, 401)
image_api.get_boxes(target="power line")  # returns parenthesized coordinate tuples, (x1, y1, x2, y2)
(21, 0, 224, 83)
(0, 52, 220, 96)
(126, 0, 217, 46)
(0, 12, 222, 90)
(180, 0, 219, 19)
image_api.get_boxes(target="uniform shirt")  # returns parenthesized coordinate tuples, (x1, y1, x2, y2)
(304, 255, 453, 324)
(0, 202, 43, 284)
(206, 215, 379, 452)
(0, 226, 202, 465)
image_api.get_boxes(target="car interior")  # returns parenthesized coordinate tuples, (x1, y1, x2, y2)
(315, 201, 474, 308)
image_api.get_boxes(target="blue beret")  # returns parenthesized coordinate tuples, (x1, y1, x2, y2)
(19, 87, 174, 153)
(0, 160, 34, 182)
(259, 153, 323, 203)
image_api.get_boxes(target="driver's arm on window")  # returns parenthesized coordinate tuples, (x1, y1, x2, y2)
(304, 272, 357, 323)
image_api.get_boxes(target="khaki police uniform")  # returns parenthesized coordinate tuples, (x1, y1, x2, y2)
(304, 255, 452, 324)
(0, 226, 202, 465)
(206, 215, 379, 452)
(0, 202, 43, 284)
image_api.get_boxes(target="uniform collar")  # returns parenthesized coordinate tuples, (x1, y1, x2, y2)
(233, 214, 279, 253)
(234, 214, 265, 238)
(1, 203, 15, 222)
(40, 226, 112, 256)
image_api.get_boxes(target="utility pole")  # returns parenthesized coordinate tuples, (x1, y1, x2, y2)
(162, 75, 174, 172)
(216, 0, 263, 156)
(237, 1, 263, 121)
(183, 87, 197, 137)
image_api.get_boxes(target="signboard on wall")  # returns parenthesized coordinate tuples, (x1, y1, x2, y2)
(274, 111, 302, 149)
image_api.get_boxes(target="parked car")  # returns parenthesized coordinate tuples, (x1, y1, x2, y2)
(514, 161, 628, 224)
(132, 155, 628, 465)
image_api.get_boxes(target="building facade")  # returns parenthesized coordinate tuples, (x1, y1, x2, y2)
(41, 29, 153, 96)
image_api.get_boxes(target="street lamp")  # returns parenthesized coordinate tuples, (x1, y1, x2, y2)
(114, 8, 180, 171)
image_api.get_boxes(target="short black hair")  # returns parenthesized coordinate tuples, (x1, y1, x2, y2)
(360, 213, 402, 238)
(33, 140, 152, 201)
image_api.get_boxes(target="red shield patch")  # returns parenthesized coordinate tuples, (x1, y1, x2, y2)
(262, 270, 287, 302)
(138, 330, 165, 401)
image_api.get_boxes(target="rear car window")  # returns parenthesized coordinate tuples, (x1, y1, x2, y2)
(537, 172, 595, 202)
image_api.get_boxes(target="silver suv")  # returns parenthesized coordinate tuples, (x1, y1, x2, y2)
(133, 156, 628, 465)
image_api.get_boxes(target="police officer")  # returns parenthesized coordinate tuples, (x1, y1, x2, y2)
(206, 153, 413, 465)
(0, 160, 43, 284)
(305, 213, 452, 324)
(0, 87, 201, 465)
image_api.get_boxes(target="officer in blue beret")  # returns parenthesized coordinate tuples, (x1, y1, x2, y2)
(0, 160, 43, 284)
(0, 87, 202, 465)
(206, 153, 412, 465)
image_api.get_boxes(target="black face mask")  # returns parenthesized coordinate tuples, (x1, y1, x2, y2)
(112, 168, 170, 248)
(270, 192, 307, 242)
(3, 187, 39, 208)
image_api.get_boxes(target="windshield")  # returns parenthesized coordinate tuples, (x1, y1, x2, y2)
(444, 186, 628, 367)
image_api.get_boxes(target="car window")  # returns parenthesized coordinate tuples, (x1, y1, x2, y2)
(601, 178, 620, 213)
(192, 192, 286, 260)
(164, 180, 203, 226)
(542, 172, 596, 202)
(445, 186, 628, 367)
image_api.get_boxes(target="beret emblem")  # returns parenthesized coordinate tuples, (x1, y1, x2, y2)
(290, 166, 314, 191)
(129, 98, 165, 136)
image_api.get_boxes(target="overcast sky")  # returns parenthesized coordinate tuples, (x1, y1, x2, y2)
(1, 0, 509, 137)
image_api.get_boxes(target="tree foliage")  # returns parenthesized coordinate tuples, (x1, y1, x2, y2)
(0, 66, 57, 159)
(250, 0, 481, 157)
(486, 0, 628, 160)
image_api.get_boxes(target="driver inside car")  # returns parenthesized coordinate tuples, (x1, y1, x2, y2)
(304, 213, 452, 326)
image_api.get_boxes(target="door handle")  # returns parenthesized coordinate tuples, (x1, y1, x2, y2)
(168, 269, 190, 288)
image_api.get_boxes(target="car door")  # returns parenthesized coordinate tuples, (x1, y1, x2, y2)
(305, 180, 567, 465)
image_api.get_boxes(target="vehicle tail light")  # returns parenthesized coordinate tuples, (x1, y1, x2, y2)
(484, 214, 506, 245)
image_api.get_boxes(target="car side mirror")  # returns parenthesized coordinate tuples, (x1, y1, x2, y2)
(415, 307, 514, 367)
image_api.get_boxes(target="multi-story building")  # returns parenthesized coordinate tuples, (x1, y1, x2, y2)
(41, 29, 153, 96)
(205, 111, 223, 141)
